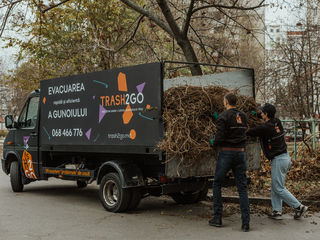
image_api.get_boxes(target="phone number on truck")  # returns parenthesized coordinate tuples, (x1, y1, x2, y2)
(51, 128, 83, 137)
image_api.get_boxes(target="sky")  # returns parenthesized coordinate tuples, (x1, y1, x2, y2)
(0, 32, 19, 72)
(0, 1, 31, 72)
(265, 0, 307, 26)
(0, 29, 15, 71)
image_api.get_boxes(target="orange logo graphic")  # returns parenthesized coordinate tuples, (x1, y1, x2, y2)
(122, 104, 133, 124)
(130, 129, 136, 139)
(22, 150, 37, 179)
(43, 97, 46, 104)
(118, 72, 128, 92)
(236, 114, 242, 124)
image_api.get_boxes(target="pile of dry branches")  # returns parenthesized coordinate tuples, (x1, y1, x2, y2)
(248, 150, 320, 201)
(158, 86, 261, 162)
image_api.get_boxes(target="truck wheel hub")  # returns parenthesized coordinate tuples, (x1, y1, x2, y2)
(103, 180, 119, 207)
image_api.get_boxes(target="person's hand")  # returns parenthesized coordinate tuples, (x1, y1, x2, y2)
(251, 110, 262, 119)
(212, 112, 219, 120)
(209, 135, 216, 148)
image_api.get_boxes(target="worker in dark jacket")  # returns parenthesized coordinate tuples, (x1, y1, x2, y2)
(208, 93, 250, 232)
(247, 103, 308, 220)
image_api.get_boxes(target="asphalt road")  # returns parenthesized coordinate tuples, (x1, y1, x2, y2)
(0, 171, 319, 240)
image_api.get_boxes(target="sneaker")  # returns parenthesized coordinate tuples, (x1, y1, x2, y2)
(208, 218, 222, 227)
(294, 205, 308, 220)
(268, 210, 282, 220)
(241, 224, 250, 232)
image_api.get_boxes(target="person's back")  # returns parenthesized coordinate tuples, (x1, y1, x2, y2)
(249, 117, 287, 160)
(214, 108, 247, 148)
(208, 93, 250, 232)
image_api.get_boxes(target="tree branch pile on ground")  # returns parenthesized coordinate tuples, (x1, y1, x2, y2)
(248, 150, 320, 200)
(287, 150, 320, 181)
(249, 150, 320, 186)
(158, 85, 261, 162)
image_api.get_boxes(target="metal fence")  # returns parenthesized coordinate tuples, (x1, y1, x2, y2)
(281, 119, 320, 160)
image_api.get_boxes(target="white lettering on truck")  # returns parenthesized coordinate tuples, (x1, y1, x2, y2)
(48, 108, 88, 119)
(48, 83, 85, 95)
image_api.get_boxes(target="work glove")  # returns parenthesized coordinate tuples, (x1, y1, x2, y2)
(209, 138, 214, 147)
(251, 110, 262, 119)
(212, 111, 219, 120)
(209, 135, 215, 147)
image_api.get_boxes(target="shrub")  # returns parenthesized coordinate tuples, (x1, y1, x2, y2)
(0, 130, 8, 138)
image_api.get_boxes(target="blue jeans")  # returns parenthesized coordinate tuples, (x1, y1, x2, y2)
(271, 153, 301, 212)
(213, 150, 250, 225)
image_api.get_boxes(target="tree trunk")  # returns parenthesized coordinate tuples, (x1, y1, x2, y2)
(177, 39, 203, 76)
(156, 0, 203, 76)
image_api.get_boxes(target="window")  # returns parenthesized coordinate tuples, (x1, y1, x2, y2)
(270, 29, 274, 32)
(26, 97, 39, 128)
(18, 96, 39, 128)
(276, 29, 280, 33)
(18, 103, 28, 127)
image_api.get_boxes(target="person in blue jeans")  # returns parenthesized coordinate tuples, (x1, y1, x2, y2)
(247, 103, 308, 220)
(208, 93, 250, 232)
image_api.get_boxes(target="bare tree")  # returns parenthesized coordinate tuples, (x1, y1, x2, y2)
(0, 0, 23, 37)
(265, 1, 320, 119)
(119, 0, 265, 75)
(1, 0, 265, 75)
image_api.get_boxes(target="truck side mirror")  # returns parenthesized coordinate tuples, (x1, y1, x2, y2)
(5, 115, 14, 129)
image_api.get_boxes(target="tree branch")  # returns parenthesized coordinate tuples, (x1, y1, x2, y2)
(31, 0, 42, 12)
(0, 0, 22, 9)
(156, 0, 182, 37)
(116, 15, 144, 52)
(192, 0, 265, 14)
(0, 0, 20, 38)
(182, 0, 195, 36)
(42, 0, 72, 13)
(216, 7, 252, 35)
(119, 0, 174, 37)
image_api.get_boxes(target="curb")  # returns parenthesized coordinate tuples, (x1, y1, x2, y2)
(207, 194, 320, 207)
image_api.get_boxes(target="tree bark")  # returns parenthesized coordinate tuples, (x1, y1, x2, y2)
(156, 0, 202, 75)
(176, 38, 203, 75)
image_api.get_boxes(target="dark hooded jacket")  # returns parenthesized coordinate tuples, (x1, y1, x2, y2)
(214, 108, 247, 148)
(246, 118, 287, 160)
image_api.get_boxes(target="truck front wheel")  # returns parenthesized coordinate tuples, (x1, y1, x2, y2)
(10, 161, 24, 192)
(99, 172, 130, 212)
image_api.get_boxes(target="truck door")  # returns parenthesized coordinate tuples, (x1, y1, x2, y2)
(15, 95, 40, 180)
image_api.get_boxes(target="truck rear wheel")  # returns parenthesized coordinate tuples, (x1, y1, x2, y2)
(170, 191, 200, 204)
(99, 172, 130, 212)
(10, 161, 24, 192)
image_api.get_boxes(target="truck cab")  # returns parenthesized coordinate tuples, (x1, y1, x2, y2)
(2, 91, 40, 188)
